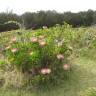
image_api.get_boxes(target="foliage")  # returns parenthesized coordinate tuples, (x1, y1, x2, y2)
(0, 21, 20, 32)
(0, 12, 21, 25)
(0, 9, 96, 31)
(81, 87, 96, 96)
(2, 24, 72, 86)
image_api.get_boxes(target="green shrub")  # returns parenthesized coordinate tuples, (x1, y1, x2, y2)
(3, 24, 72, 86)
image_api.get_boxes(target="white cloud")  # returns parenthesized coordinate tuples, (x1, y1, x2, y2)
(0, 0, 96, 14)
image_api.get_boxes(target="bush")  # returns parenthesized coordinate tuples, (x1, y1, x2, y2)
(4, 21, 20, 31)
(3, 24, 72, 87)
(0, 24, 5, 32)
(0, 21, 20, 32)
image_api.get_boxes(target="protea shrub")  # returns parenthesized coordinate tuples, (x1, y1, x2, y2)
(3, 25, 73, 87)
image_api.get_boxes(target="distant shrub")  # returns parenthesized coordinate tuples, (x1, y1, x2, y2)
(4, 21, 20, 31)
(0, 24, 5, 32)
(0, 21, 20, 32)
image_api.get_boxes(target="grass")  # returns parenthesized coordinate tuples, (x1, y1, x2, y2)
(0, 55, 96, 96)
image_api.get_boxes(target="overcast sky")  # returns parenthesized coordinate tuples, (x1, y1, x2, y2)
(0, 0, 96, 14)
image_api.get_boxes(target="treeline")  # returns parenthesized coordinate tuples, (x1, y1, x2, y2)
(0, 9, 96, 31)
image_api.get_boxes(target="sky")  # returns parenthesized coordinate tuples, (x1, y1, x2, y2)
(0, 0, 96, 14)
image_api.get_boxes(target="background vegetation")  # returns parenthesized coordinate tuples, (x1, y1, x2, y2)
(0, 9, 96, 32)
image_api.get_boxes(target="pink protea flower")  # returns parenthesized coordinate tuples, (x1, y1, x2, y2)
(11, 37, 17, 42)
(41, 68, 51, 74)
(46, 68, 51, 74)
(39, 40, 46, 46)
(57, 54, 64, 60)
(63, 64, 70, 70)
(41, 68, 46, 74)
(30, 37, 38, 42)
(11, 48, 17, 53)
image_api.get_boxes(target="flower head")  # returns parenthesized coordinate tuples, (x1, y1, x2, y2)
(41, 68, 46, 74)
(39, 40, 46, 46)
(57, 54, 64, 60)
(11, 37, 17, 42)
(46, 68, 51, 74)
(30, 37, 38, 42)
(63, 64, 70, 70)
(11, 48, 17, 53)
(41, 68, 51, 74)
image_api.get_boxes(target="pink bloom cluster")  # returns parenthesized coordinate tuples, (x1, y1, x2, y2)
(63, 64, 70, 70)
(11, 37, 17, 42)
(30, 37, 38, 42)
(30, 35, 46, 46)
(41, 68, 51, 74)
(11, 48, 17, 53)
(57, 54, 64, 60)
(39, 40, 46, 46)
(38, 35, 46, 46)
